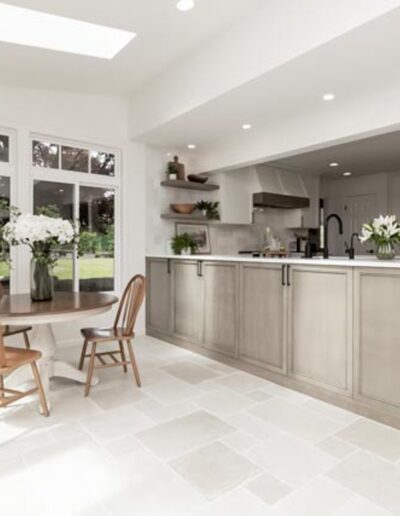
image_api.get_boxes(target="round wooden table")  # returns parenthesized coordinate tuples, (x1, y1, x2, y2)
(0, 292, 118, 408)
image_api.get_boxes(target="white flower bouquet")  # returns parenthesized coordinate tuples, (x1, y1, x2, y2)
(0, 205, 78, 300)
(360, 215, 400, 260)
(2, 213, 77, 264)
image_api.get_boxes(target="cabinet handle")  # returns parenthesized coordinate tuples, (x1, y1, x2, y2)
(286, 265, 291, 287)
(167, 259, 171, 274)
(281, 265, 286, 286)
(197, 261, 203, 277)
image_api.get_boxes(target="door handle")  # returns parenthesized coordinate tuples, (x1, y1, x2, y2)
(281, 265, 286, 286)
(286, 265, 291, 287)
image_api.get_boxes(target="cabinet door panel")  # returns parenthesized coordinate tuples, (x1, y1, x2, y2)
(355, 269, 400, 409)
(240, 264, 286, 373)
(146, 259, 171, 335)
(288, 266, 352, 394)
(203, 262, 237, 357)
(173, 261, 202, 342)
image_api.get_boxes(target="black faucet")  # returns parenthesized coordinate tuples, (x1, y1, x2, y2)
(323, 213, 344, 259)
(345, 232, 359, 260)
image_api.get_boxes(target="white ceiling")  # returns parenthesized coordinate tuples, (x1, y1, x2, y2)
(0, 0, 262, 95)
(137, 7, 400, 152)
(267, 130, 400, 178)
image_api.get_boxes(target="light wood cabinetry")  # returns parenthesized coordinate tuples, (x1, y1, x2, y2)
(239, 263, 286, 373)
(354, 268, 400, 411)
(146, 258, 172, 335)
(172, 260, 203, 343)
(202, 262, 238, 357)
(287, 266, 352, 394)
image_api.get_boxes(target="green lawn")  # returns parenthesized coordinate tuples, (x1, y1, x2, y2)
(0, 257, 113, 280)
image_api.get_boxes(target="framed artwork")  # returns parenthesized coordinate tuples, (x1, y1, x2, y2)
(176, 223, 211, 254)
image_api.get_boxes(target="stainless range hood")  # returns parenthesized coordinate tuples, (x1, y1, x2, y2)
(251, 165, 310, 209)
(253, 192, 310, 209)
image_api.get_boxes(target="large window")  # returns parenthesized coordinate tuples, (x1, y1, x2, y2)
(0, 129, 13, 293)
(32, 136, 119, 292)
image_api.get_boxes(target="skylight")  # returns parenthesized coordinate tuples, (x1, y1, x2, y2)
(0, 3, 136, 59)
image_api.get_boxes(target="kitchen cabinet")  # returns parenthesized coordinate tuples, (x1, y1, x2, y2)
(287, 265, 352, 394)
(172, 260, 203, 343)
(239, 263, 286, 373)
(354, 268, 400, 410)
(146, 258, 172, 335)
(202, 261, 238, 357)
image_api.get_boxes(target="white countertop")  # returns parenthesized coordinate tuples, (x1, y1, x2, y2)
(147, 254, 400, 268)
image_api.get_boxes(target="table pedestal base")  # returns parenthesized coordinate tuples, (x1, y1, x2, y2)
(6, 323, 99, 411)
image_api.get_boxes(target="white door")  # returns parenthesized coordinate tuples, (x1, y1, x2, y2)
(343, 194, 377, 255)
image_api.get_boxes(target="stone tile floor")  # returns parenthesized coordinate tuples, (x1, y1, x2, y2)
(1, 335, 399, 515)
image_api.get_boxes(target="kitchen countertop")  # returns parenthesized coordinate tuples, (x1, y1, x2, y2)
(146, 254, 400, 268)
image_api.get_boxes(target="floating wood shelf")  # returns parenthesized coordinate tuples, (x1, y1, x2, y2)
(161, 180, 219, 191)
(160, 213, 251, 226)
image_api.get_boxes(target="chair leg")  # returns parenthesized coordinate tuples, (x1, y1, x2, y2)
(127, 340, 141, 387)
(84, 342, 97, 397)
(79, 339, 88, 371)
(31, 362, 49, 417)
(0, 374, 4, 400)
(23, 331, 31, 349)
(119, 340, 128, 373)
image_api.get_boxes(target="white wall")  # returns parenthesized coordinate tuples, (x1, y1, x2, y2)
(0, 85, 146, 345)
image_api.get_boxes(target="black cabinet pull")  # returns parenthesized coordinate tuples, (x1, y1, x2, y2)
(167, 259, 171, 274)
(286, 265, 291, 286)
(197, 261, 203, 277)
(281, 265, 286, 286)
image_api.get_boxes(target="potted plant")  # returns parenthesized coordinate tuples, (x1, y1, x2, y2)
(171, 233, 198, 255)
(360, 215, 400, 260)
(195, 200, 220, 220)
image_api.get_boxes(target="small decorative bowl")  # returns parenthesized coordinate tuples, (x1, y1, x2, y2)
(170, 203, 196, 215)
(187, 174, 208, 184)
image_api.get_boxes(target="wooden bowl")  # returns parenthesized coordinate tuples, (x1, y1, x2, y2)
(187, 174, 208, 184)
(170, 203, 196, 215)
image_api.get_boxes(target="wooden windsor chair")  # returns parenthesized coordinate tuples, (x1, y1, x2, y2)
(0, 325, 49, 416)
(0, 282, 32, 348)
(78, 274, 146, 397)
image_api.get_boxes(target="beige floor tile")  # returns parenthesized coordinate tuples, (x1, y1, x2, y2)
(335, 418, 400, 461)
(304, 398, 360, 424)
(245, 471, 292, 504)
(163, 361, 221, 384)
(220, 430, 260, 453)
(246, 433, 337, 487)
(136, 410, 234, 460)
(170, 441, 261, 499)
(143, 379, 202, 405)
(216, 372, 269, 393)
(90, 384, 148, 410)
(274, 476, 353, 516)
(250, 398, 345, 443)
(189, 488, 275, 516)
(333, 495, 395, 516)
(194, 388, 256, 417)
(246, 389, 273, 402)
(327, 450, 400, 514)
(316, 435, 357, 459)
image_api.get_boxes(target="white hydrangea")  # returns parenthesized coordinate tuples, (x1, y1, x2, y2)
(2, 214, 75, 246)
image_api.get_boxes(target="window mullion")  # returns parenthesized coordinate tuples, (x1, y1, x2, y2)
(73, 183, 80, 293)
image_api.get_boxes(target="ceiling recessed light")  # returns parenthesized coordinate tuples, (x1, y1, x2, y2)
(166, 152, 172, 157)
(322, 93, 335, 101)
(342, 171, 352, 177)
(176, 0, 195, 11)
(0, 2, 136, 59)
(242, 124, 252, 130)
(329, 162, 339, 167)
(187, 144, 196, 149)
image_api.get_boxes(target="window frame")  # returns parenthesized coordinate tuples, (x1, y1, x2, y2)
(30, 133, 121, 294)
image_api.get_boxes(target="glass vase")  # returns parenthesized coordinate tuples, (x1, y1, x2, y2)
(376, 242, 396, 260)
(31, 258, 54, 301)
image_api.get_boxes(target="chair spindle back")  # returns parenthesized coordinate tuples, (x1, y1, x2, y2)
(113, 275, 146, 335)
